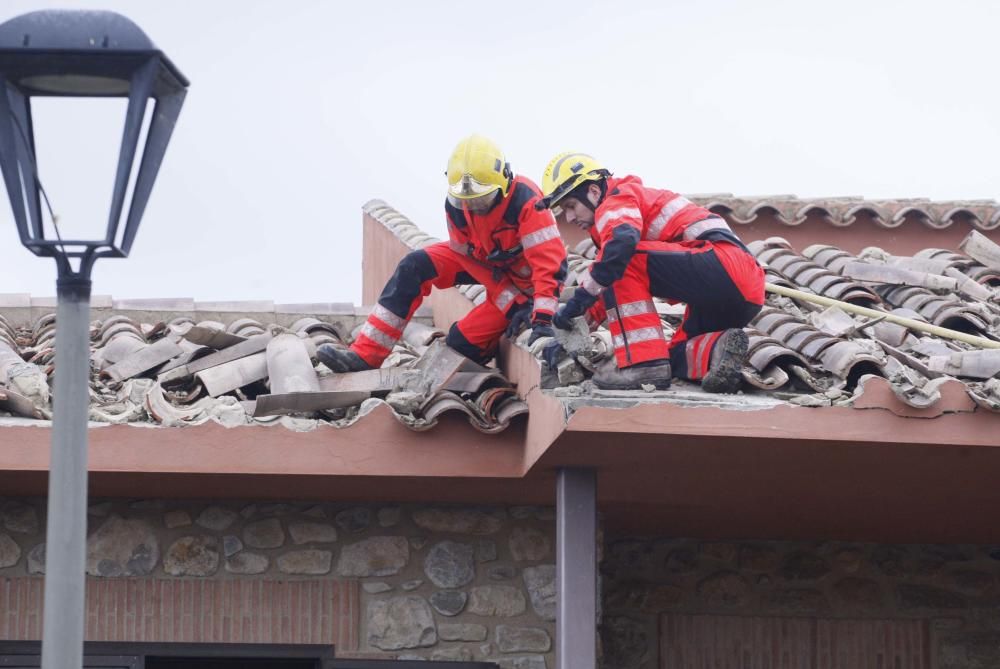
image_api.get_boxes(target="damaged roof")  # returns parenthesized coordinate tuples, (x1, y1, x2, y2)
(0, 196, 998, 436)
(0, 309, 526, 433)
(365, 198, 1000, 418)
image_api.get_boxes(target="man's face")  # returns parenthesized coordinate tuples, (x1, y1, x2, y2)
(559, 195, 596, 231)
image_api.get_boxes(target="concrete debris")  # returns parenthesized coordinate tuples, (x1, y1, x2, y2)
(0, 308, 529, 433)
(960, 230, 1000, 271)
(926, 350, 1000, 379)
(840, 261, 958, 292)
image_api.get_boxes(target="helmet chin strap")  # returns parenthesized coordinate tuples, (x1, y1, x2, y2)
(568, 180, 605, 212)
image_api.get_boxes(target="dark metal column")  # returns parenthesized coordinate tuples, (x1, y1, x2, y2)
(556, 467, 597, 669)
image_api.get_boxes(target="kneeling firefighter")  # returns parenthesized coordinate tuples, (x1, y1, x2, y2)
(537, 152, 764, 392)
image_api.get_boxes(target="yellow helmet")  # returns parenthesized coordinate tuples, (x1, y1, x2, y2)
(538, 152, 610, 210)
(446, 134, 512, 213)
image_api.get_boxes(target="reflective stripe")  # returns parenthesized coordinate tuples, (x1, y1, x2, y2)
(645, 196, 693, 240)
(372, 304, 406, 331)
(521, 224, 560, 249)
(607, 308, 619, 324)
(612, 326, 666, 349)
(618, 299, 657, 318)
(359, 322, 399, 350)
(596, 207, 641, 234)
(448, 239, 470, 255)
(578, 269, 604, 296)
(494, 287, 518, 312)
(514, 265, 531, 278)
(682, 217, 732, 242)
(534, 296, 558, 313)
(696, 335, 713, 377)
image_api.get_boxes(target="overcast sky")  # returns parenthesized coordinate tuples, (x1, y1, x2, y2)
(1, 0, 997, 303)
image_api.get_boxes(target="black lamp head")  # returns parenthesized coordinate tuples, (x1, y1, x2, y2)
(0, 9, 188, 277)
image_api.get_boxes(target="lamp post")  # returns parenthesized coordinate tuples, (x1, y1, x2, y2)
(0, 11, 187, 668)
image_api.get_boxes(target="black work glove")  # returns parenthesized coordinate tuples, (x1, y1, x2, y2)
(527, 322, 555, 346)
(542, 340, 566, 370)
(553, 289, 599, 330)
(504, 301, 533, 338)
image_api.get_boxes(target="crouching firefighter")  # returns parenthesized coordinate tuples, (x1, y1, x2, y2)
(317, 135, 567, 373)
(537, 152, 765, 392)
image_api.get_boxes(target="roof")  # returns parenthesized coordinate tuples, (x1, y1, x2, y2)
(0, 299, 526, 433)
(690, 194, 1000, 231)
(2, 197, 1000, 542)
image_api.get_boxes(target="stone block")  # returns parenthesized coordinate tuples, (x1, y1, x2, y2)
(164, 536, 220, 577)
(86, 515, 159, 577)
(697, 571, 750, 608)
(431, 647, 473, 662)
(430, 590, 467, 617)
(377, 507, 401, 528)
(2, 501, 39, 534)
(367, 596, 437, 650)
(196, 506, 238, 532)
(780, 552, 831, 581)
(243, 518, 285, 549)
(496, 625, 552, 653)
(288, 522, 338, 545)
(523, 565, 557, 621)
(509, 528, 550, 562)
(424, 540, 475, 588)
(337, 536, 409, 577)
(335, 508, 372, 533)
(412, 507, 504, 535)
(277, 549, 332, 575)
(0, 534, 21, 568)
(467, 585, 527, 617)
(27, 543, 44, 574)
(225, 552, 269, 575)
(438, 623, 487, 642)
(163, 510, 192, 529)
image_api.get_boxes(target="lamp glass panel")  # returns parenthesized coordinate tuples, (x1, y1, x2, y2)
(28, 96, 128, 243)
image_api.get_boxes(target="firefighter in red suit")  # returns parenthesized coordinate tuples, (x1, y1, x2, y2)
(317, 135, 567, 372)
(537, 152, 764, 392)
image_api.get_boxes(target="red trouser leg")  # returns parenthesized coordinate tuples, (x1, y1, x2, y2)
(641, 239, 764, 380)
(605, 253, 669, 368)
(351, 242, 468, 368)
(445, 298, 511, 365)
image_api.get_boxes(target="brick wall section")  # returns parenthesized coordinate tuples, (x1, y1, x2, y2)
(0, 577, 358, 648)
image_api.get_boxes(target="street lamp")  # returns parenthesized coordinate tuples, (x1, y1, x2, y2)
(0, 10, 187, 669)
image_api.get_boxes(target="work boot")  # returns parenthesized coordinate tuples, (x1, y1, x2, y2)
(701, 328, 748, 394)
(591, 359, 672, 390)
(316, 344, 373, 373)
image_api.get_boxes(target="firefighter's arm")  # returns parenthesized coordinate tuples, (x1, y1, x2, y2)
(588, 194, 642, 288)
(518, 204, 567, 323)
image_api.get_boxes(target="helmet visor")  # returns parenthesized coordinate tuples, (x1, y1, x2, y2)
(448, 190, 499, 214)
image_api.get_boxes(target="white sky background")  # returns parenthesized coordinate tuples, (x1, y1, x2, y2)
(1, 0, 997, 302)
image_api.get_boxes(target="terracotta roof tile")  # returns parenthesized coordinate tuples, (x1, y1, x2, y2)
(689, 194, 1000, 231)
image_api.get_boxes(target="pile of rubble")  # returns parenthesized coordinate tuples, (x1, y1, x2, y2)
(0, 314, 527, 433)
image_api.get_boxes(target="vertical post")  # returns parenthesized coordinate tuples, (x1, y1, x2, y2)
(557, 467, 597, 669)
(41, 275, 91, 669)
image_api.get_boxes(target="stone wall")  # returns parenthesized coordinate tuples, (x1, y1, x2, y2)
(0, 497, 557, 668)
(601, 536, 1000, 669)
